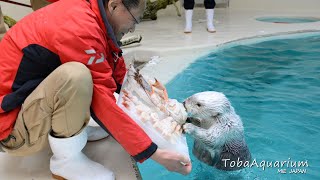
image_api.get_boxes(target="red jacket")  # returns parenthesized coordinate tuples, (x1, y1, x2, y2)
(0, 0, 157, 162)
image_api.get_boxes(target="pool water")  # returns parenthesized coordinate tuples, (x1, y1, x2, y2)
(138, 33, 320, 180)
(256, 17, 320, 23)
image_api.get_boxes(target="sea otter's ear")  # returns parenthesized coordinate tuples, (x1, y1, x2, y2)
(224, 101, 231, 111)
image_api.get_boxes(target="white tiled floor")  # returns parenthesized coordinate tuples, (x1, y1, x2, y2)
(1, 1, 320, 179)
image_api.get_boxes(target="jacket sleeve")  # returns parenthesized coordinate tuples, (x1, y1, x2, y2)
(53, 18, 157, 162)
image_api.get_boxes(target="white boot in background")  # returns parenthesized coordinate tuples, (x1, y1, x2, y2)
(49, 130, 115, 180)
(184, 9, 193, 33)
(86, 126, 109, 141)
(206, 9, 216, 33)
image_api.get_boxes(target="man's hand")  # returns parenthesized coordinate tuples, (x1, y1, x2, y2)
(151, 149, 192, 175)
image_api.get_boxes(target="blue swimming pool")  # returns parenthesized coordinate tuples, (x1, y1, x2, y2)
(138, 32, 320, 180)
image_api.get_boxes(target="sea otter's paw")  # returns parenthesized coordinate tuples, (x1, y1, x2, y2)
(183, 123, 195, 134)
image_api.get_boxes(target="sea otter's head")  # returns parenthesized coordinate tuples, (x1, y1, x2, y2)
(183, 91, 232, 128)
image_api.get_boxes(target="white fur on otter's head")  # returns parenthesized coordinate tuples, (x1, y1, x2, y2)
(184, 91, 243, 131)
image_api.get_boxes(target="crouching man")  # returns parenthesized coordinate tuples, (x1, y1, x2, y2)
(0, 0, 192, 179)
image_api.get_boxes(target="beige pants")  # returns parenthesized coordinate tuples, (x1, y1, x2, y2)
(0, 62, 93, 156)
(30, 0, 51, 11)
(0, 6, 6, 41)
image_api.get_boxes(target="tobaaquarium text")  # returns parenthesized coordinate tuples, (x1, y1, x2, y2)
(222, 158, 309, 172)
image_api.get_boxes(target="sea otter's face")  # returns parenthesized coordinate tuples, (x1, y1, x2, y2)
(183, 91, 231, 127)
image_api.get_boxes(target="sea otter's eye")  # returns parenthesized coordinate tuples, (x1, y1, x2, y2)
(196, 103, 201, 107)
(212, 113, 221, 118)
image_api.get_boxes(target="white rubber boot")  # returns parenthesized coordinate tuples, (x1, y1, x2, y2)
(206, 9, 216, 33)
(49, 130, 115, 180)
(86, 126, 109, 142)
(184, 10, 193, 33)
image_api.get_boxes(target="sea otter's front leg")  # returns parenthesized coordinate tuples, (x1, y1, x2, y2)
(183, 123, 211, 142)
(183, 123, 225, 147)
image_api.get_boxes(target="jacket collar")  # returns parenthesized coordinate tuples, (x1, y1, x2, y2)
(90, 0, 122, 54)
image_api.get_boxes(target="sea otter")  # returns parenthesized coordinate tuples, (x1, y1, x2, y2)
(183, 91, 251, 171)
